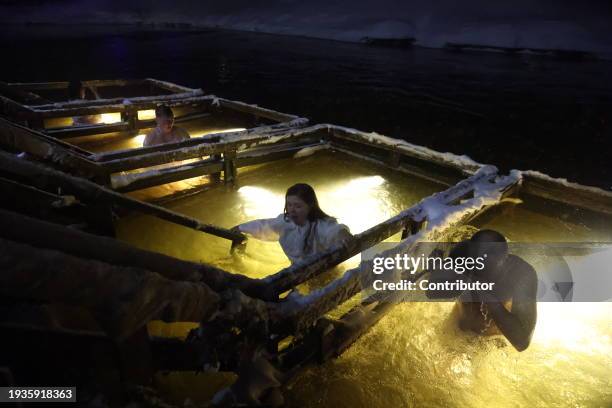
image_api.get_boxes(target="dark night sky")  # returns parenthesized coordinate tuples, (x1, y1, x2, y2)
(2, 1, 612, 54)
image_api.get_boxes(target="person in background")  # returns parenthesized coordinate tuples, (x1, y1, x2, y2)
(142, 105, 190, 147)
(234, 183, 353, 264)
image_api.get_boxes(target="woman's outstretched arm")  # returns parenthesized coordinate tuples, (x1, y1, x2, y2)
(234, 214, 286, 241)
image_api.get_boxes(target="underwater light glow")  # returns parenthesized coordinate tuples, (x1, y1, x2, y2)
(532, 302, 611, 354)
(138, 109, 156, 120)
(99, 112, 122, 124)
(133, 134, 146, 147)
(238, 186, 283, 219)
(320, 175, 390, 234)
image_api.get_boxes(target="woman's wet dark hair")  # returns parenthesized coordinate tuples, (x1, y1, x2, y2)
(284, 183, 334, 251)
(284, 183, 332, 222)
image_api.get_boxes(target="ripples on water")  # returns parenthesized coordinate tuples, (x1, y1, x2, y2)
(286, 302, 612, 408)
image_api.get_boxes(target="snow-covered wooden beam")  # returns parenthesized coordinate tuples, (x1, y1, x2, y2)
(28, 94, 300, 126)
(144, 78, 198, 93)
(521, 170, 612, 216)
(214, 97, 300, 124)
(110, 140, 326, 193)
(327, 124, 612, 215)
(91, 134, 220, 163)
(328, 124, 484, 177)
(96, 119, 312, 173)
(30, 93, 209, 116)
(113, 159, 223, 192)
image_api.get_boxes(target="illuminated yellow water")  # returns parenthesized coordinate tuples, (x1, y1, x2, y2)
(114, 151, 612, 407)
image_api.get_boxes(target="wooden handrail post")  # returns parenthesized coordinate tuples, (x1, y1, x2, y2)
(223, 150, 237, 184)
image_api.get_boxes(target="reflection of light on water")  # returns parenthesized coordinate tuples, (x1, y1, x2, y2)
(320, 175, 390, 234)
(138, 109, 156, 120)
(131, 134, 146, 148)
(238, 186, 283, 219)
(533, 303, 611, 355)
(99, 112, 122, 124)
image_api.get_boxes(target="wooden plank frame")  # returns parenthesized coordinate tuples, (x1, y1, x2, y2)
(0, 79, 304, 149)
(0, 82, 311, 192)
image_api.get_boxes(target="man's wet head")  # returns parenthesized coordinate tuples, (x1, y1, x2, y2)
(155, 105, 175, 135)
(469, 229, 508, 276)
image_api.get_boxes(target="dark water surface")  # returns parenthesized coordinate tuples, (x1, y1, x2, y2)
(1, 25, 611, 188)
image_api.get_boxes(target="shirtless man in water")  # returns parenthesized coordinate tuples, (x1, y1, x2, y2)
(143, 105, 190, 147)
(426, 229, 538, 351)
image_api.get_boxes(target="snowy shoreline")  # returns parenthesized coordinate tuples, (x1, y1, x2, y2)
(2, 19, 611, 61)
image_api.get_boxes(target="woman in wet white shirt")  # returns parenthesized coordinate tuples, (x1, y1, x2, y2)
(235, 183, 352, 263)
